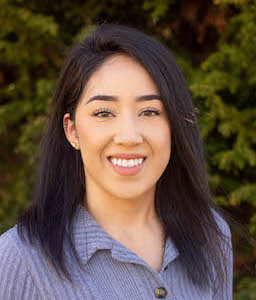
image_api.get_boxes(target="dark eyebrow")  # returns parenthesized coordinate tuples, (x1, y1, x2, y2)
(86, 94, 163, 104)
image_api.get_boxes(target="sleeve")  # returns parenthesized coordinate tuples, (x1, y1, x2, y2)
(0, 230, 39, 300)
(212, 214, 233, 300)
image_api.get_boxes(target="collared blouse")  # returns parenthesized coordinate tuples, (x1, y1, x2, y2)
(0, 203, 233, 299)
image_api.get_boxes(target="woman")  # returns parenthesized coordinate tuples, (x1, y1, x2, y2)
(0, 22, 242, 299)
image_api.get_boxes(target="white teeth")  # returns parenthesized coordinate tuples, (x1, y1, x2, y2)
(110, 157, 145, 167)
(122, 159, 128, 167)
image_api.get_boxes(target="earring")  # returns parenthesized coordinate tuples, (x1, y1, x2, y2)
(64, 121, 68, 131)
(71, 142, 76, 148)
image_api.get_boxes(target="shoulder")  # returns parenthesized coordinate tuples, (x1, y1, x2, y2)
(0, 225, 39, 299)
(0, 225, 22, 260)
(210, 207, 232, 241)
(0, 224, 29, 257)
(209, 208, 233, 299)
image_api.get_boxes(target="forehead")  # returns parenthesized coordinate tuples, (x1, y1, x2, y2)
(81, 54, 159, 98)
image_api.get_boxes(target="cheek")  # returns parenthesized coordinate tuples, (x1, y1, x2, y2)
(152, 124, 172, 163)
(77, 122, 109, 157)
(152, 122, 171, 148)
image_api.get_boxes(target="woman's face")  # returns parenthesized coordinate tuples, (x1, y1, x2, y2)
(64, 54, 172, 200)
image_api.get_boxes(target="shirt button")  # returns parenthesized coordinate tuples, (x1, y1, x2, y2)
(155, 287, 167, 298)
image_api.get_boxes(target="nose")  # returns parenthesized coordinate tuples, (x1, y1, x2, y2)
(113, 114, 143, 146)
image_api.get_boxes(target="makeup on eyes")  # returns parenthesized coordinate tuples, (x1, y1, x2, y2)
(91, 107, 161, 118)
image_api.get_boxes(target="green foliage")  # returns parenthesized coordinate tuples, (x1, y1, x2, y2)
(191, 2, 256, 230)
(234, 276, 256, 299)
(189, 7, 256, 296)
(0, 0, 60, 232)
(142, 0, 175, 22)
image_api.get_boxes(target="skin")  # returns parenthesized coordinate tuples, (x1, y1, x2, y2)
(63, 54, 172, 243)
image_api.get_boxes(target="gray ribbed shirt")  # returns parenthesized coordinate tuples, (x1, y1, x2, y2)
(0, 204, 233, 299)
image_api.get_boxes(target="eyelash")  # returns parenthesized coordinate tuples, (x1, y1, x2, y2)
(92, 108, 160, 118)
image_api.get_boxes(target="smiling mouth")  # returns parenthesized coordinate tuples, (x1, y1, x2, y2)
(107, 157, 147, 164)
(106, 156, 146, 176)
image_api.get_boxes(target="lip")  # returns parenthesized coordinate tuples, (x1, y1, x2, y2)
(107, 157, 146, 176)
(107, 153, 147, 160)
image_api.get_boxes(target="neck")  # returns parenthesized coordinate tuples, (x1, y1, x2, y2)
(83, 193, 163, 240)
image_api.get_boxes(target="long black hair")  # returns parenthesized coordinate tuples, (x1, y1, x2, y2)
(17, 22, 256, 293)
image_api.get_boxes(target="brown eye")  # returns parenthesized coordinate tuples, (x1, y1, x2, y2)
(92, 108, 160, 118)
(92, 109, 113, 118)
(140, 109, 160, 117)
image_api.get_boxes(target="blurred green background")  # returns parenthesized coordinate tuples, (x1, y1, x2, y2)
(0, 0, 255, 298)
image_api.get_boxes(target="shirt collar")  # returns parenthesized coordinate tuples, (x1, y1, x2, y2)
(71, 203, 180, 270)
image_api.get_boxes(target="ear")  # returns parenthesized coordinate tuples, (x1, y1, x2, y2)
(63, 113, 80, 150)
